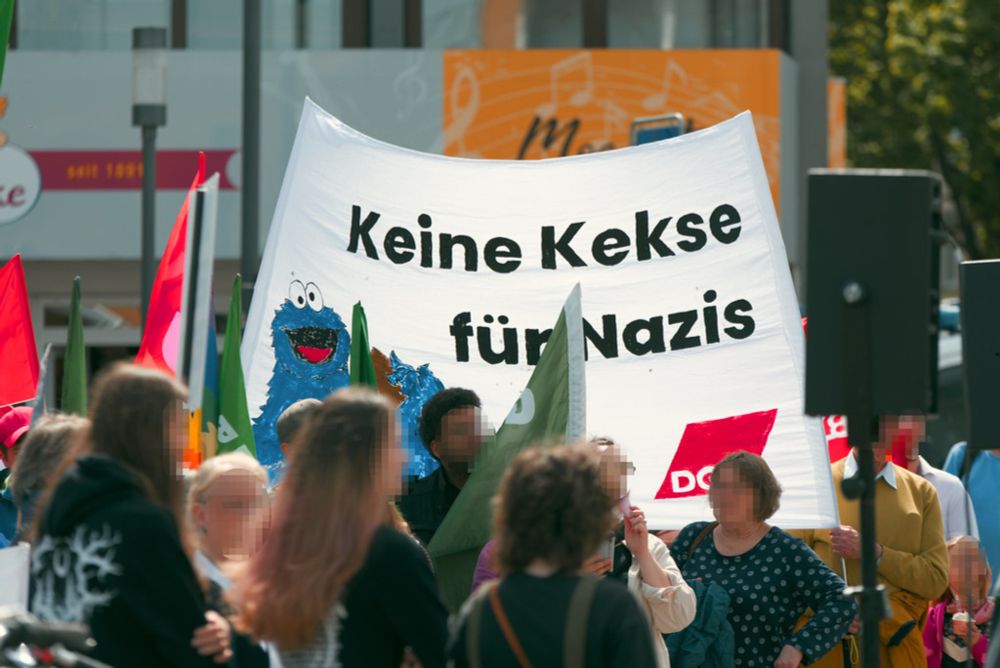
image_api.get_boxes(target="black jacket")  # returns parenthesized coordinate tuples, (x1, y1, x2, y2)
(398, 468, 460, 547)
(29, 454, 218, 668)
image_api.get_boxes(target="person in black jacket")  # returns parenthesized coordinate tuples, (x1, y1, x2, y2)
(233, 387, 449, 668)
(399, 388, 484, 546)
(28, 364, 232, 668)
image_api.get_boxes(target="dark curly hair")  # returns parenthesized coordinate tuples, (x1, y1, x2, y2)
(418, 388, 481, 451)
(493, 445, 616, 575)
(709, 451, 782, 521)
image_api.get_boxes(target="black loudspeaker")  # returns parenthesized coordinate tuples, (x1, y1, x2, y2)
(805, 169, 942, 416)
(959, 260, 1000, 450)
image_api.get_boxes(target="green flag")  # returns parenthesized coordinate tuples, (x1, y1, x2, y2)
(349, 301, 377, 388)
(216, 275, 256, 457)
(427, 284, 586, 611)
(61, 276, 87, 416)
(0, 1, 13, 89)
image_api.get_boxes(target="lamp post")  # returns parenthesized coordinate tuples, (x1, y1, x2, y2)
(132, 27, 167, 329)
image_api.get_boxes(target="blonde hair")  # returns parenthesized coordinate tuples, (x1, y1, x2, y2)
(187, 452, 268, 522)
(947, 535, 993, 603)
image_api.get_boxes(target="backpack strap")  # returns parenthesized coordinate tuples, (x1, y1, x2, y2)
(687, 521, 719, 558)
(563, 575, 601, 668)
(465, 581, 496, 668)
(490, 585, 533, 668)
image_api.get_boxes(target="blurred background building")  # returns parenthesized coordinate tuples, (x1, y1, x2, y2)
(0, 0, 965, 458)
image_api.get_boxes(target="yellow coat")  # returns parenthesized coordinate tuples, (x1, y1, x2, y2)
(797, 458, 948, 668)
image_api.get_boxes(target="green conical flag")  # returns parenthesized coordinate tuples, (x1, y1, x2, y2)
(349, 301, 377, 389)
(428, 284, 586, 612)
(216, 275, 256, 457)
(61, 276, 87, 416)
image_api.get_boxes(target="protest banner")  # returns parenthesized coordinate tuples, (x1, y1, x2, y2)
(242, 98, 837, 529)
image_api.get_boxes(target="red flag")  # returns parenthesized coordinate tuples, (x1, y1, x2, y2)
(0, 255, 39, 406)
(135, 153, 206, 374)
(802, 316, 851, 462)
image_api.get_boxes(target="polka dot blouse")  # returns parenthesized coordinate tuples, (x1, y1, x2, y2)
(670, 522, 856, 666)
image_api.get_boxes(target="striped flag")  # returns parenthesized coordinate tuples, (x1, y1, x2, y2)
(135, 153, 206, 374)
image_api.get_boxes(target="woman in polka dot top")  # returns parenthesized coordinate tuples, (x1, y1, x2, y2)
(669, 452, 856, 667)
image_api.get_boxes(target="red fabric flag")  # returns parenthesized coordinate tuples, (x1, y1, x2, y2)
(0, 255, 39, 407)
(801, 316, 852, 462)
(135, 153, 206, 374)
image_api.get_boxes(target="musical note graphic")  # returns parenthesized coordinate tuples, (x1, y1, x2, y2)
(642, 59, 688, 112)
(599, 100, 631, 144)
(443, 63, 482, 157)
(392, 53, 429, 122)
(536, 51, 595, 117)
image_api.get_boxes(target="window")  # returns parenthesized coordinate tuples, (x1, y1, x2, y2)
(17, 0, 170, 50)
(423, 0, 481, 48)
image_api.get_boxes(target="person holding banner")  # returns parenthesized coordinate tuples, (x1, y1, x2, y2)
(233, 388, 449, 668)
(27, 365, 233, 667)
(448, 445, 659, 667)
(800, 423, 949, 668)
(670, 452, 856, 668)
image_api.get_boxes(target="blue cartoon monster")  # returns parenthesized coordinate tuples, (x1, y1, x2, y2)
(253, 279, 350, 474)
(388, 351, 444, 479)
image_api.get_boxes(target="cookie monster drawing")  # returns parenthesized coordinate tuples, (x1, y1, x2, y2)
(388, 351, 444, 479)
(253, 280, 350, 473)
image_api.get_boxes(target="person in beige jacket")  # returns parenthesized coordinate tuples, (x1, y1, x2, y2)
(623, 503, 697, 668)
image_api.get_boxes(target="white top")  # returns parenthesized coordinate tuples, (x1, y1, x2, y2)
(917, 456, 980, 540)
(193, 550, 285, 668)
(194, 550, 231, 590)
(844, 452, 897, 489)
(627, 534, 697, 668)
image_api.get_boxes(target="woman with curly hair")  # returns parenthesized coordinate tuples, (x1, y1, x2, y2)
(448, 444, 658, 668)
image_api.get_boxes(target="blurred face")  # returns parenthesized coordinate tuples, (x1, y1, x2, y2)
(431, 406, 483, 469)
(895, 416, 925, 461)
(596, 445, 632, 506)
(165, 403, 189, 470)
(949, 542, 987, 598)
(378, 417, 405, 498)
(0, 437, 22, 469)
(192, 469, 269, 562)
(709, 466, 758, 526)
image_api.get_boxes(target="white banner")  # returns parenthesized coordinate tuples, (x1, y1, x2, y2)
(243, 98, 837, 529)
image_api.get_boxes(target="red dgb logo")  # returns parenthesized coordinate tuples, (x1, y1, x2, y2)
(654, 408, 778, 499)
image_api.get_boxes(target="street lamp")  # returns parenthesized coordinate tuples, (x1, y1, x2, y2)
(132, 26, 167, 329)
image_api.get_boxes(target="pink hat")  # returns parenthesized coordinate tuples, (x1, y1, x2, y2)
(0, 406, 33, 449)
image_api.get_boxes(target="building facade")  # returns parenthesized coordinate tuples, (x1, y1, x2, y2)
(2, 0, 834, 411)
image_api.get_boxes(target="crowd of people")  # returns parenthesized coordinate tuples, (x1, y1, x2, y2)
(0, 363, 997, 667)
